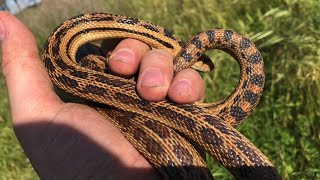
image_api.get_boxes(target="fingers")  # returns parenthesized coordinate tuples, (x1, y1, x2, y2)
(107, 39, 205, 103)
(138, 56, 204, 102)
(0, 12, 61, 124)
(137, 50, 174, 101)
(107, 39, 150, 77)
(168, 68, 205, 104)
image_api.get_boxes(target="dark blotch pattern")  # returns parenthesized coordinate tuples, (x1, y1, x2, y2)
(173, 145, 194, 166)
(234, 95, 241, 103)
(181, 117, 197, 132)
(224, 30, 233, 41)
(117, 17, 139, 25)
(143, 24, 160, 32)
(94, 74, 109, 83)
(55, 58, 75, 70)
(244, 90, 259, 105)
(101, 16, 114, 21)
(131, 126, 147, 141)
(220, 107, 228, 114)
(235, 140, 263, 164)
(83, 84, 105, 96)
(200, 128, 223, 147)
(164, 29, 175, 40)
(137, 100, 152, 113)
(231, 106, 247, 121)
(204, 115, 222, 126)
(204, 115, 231, 135)
(245, 67, 251, 75)
(44, 56, 55, 72)
(191, 36, 202, 49)
(70, 70, 88, 79)
(146, 138, 165, 155)
(181, 50, 193, 62)
(214, 122, 233, 136)
(242, 80, 248, 89)
(155, 106, 196, 132)
(79, 57, 104, 72)
(113, 112, 134, 127)
(114, 93, 152, 114)
(240, 38, 251, 49)
(108, 78, 131, 88)
(115, 92, 138, 105)
(177, 104, 202, 115)
(248, 52, 263, 64)
(145, 120, 170, 138)
(206, 30, 215, 43)
(241, 53, 246, 60)
(250, 74, 265, 87)
(216, 40, 222, 48)
(57, 74, 78, 87)
(51, 38, 64, 55)
(227, 149, 244, 166)
(231, 43, 237, 50)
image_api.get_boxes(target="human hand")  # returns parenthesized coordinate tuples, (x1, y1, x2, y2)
(0, 12, 205, 179)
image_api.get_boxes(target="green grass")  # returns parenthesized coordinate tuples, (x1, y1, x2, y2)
(1, 0, 319, 179)
(0, 71, 36, 179)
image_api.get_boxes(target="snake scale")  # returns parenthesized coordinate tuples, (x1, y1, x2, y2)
(42, 13, 281, 179)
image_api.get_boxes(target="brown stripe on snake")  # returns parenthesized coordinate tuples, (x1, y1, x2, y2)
(43, 13, 282, 179)
(50, 13, 181, 59)
(66, 27, 176, 55)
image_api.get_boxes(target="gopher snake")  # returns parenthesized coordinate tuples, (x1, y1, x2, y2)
(42, 13, 281, 179)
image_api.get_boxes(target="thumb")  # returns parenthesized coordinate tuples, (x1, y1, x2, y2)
(0, 11, 61, 124)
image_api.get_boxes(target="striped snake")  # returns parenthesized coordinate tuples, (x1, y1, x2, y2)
(42, 13, 281, 179)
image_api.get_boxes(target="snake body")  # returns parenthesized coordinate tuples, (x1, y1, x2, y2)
(42, 13, 281, 179)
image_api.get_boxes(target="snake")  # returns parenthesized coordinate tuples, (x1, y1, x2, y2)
(42, 13, 281, 179)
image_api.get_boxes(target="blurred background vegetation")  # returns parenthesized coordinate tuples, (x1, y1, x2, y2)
(0, 0, 319, 179)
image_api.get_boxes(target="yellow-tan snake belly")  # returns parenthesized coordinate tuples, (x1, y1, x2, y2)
(42, 13, 281, 179)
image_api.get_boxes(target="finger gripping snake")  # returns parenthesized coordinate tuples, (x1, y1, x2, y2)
(42, 13, 281, 179)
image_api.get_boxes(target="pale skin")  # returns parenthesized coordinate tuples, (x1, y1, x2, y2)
(0, 12, 205, 179)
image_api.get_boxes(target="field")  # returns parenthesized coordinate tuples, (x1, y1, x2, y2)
(0, 0, 319, 179)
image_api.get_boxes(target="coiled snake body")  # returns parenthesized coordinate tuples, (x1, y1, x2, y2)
(42, 13, 281, 179)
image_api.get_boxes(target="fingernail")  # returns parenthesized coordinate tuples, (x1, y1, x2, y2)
(171, 79, 192, 96)
(140, 68, 164, 87)
(110, 48, 135, 65)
